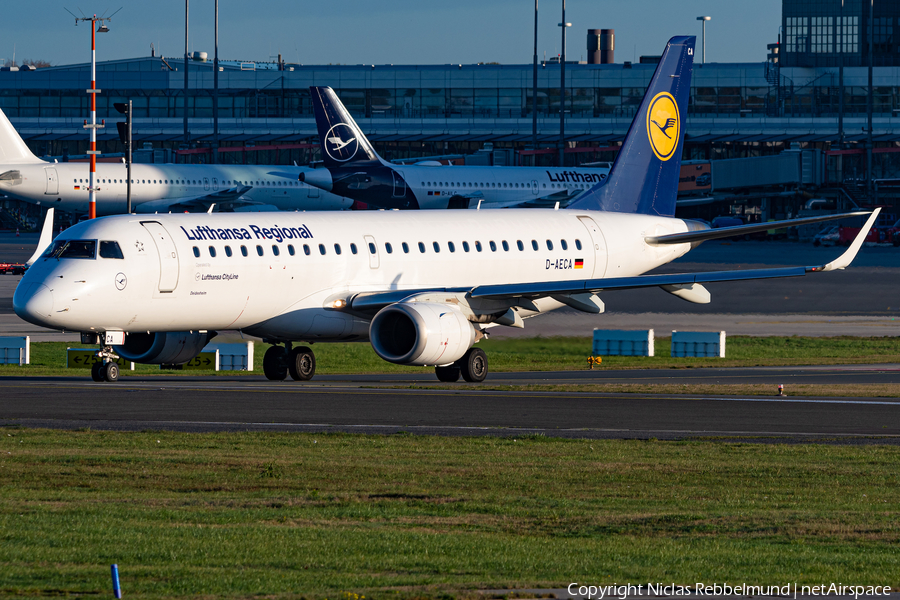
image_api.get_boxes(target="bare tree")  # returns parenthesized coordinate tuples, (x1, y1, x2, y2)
(23, 59, 52, 68)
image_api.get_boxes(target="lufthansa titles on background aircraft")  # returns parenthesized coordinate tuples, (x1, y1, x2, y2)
(180, 224, 314, 243)
(324, 123, 359, 162)
(646, 91, 680, 161)
(545, 171, 606, 183)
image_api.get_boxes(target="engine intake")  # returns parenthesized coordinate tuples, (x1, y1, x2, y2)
(369, 302, 475, 366)
(114, 331, 217, 364)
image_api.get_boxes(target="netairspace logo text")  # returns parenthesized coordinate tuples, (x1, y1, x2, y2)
(567, 582, 892, 600)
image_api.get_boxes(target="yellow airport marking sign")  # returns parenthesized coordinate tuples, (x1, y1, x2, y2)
(66, 349, 134, 370)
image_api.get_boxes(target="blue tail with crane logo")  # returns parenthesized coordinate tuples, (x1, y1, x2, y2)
(568, 36, 695, 217)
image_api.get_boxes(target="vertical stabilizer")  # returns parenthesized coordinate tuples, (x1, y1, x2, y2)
(0, 108, 41, 164)
(568, 36, 695, 217)
(310, 86, 385, 168)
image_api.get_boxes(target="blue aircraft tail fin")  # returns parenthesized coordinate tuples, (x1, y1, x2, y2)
(310, 86, 384, 169)
(568, 36, 695, 217)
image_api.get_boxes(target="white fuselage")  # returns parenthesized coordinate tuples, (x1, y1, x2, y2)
(397, 165, 609, 208)
(15, 209, 691, 341)
(1, 161, 352, 214)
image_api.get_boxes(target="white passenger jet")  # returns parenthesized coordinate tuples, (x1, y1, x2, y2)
(0, 108, 351, 214)
(14, 36, 878, 383)
(299, 86, 610, 210)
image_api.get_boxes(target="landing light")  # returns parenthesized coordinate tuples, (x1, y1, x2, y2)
(331, 299, 347, 309)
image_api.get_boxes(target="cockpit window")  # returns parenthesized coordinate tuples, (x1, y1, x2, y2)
(44, 239, 96, 259)
(99, 241, 124, 259)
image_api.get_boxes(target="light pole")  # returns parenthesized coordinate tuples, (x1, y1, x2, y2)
(559, 0, 571, 166)
(697, 16, 711, 64)
(532, 0, 538, 157)
(70, 11, 115, 219)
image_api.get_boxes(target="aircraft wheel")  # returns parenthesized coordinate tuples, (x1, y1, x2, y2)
(288, 346, 316, 381)
(104, 361, 120, 383)
(459, 348, 488, 383)
(90, 361, 106, 382)
(435, 365, 461, 382)
(263, 346, 288, 381)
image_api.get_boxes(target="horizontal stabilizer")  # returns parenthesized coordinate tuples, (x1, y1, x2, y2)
(646, 211, 871, 245)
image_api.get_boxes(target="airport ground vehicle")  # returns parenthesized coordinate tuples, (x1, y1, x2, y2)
(0, 262, 25, 274)
(813, 226, 840, 247)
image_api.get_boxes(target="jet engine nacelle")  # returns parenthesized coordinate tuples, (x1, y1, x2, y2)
(369, 302, 475, 366)
(114, 331, 217, 364)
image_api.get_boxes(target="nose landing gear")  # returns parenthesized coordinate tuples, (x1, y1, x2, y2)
(90, 346, 121, 383)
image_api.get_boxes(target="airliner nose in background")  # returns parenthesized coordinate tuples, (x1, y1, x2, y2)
(14, 36, 878, 385)
(300, 86, 610, 210)
(0, 108, 352, 215)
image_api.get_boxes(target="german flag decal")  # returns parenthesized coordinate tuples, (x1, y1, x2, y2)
(574, 259, 584, 269)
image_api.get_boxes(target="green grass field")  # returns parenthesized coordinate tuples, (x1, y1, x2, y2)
(2, 335, 900, 378)
(1, 429, 898, 599)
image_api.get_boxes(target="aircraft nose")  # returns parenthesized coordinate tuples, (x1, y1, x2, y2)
(13, 283, 55, 325)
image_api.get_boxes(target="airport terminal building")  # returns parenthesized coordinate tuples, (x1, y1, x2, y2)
(1, 0, 898, 228)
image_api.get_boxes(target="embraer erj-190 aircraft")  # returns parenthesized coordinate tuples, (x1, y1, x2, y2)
(299, 86, 610, 210)
(14, 36, 877, 384)
(0, 108, 351, 214)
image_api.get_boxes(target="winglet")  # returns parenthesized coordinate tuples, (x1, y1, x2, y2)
(25, 208, 54, 267)
(814, 208, 880, 273)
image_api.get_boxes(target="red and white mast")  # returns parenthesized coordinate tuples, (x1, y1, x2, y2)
(70, 11, 116, 219)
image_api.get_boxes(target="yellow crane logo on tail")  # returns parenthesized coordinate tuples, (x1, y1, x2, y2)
(646, 92, 680, 161)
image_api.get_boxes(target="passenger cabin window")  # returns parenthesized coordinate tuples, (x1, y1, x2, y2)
(433, 242, 440, 253)
(418, 242, 426, 253)
(489, 241, 497, 252)
(45, 239, 96, 259)
(561, 239, 568, 250)
(501, 241, 509, 251)
(303, 244, 311, 255)
(224, 246, 233, 257)
(385, 242, 393, 254)
(256, 245, 264, 256)
(208, 246, 217, 258)
(532, 240, 539, 251)
(241, 245, 248, 257)
(448, 241, 455, 253)
(99, 241, 124, 259)
(402, 242, 410, 254)
(516, 240, 524, 251)
(575, 239, 583, 250)
(334, 244, 342, 255)
(272, 245, 280, 256)
(546, 240, 554, 251)
(350, 243, 358, 255)
(462, 241, 470, 252)
(475, 241, 483, 252)
(367, 242, 376, 255)
(319, 244, 326, 255)
(192, 246, 200, 258)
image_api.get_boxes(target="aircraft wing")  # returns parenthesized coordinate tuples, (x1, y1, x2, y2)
(472, 209, 880, 300)
(344, 209, 879, 313)
(646, 210, 872, 245)
(134, 185, 253, 213)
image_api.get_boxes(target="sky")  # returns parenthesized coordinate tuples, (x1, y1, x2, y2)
(3, 0, 782, 68)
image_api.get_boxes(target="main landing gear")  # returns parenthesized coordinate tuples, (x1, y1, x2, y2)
(263, 343, 316, 381)
(434, 347, 488, 383)
(90, 346, 121, 383)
